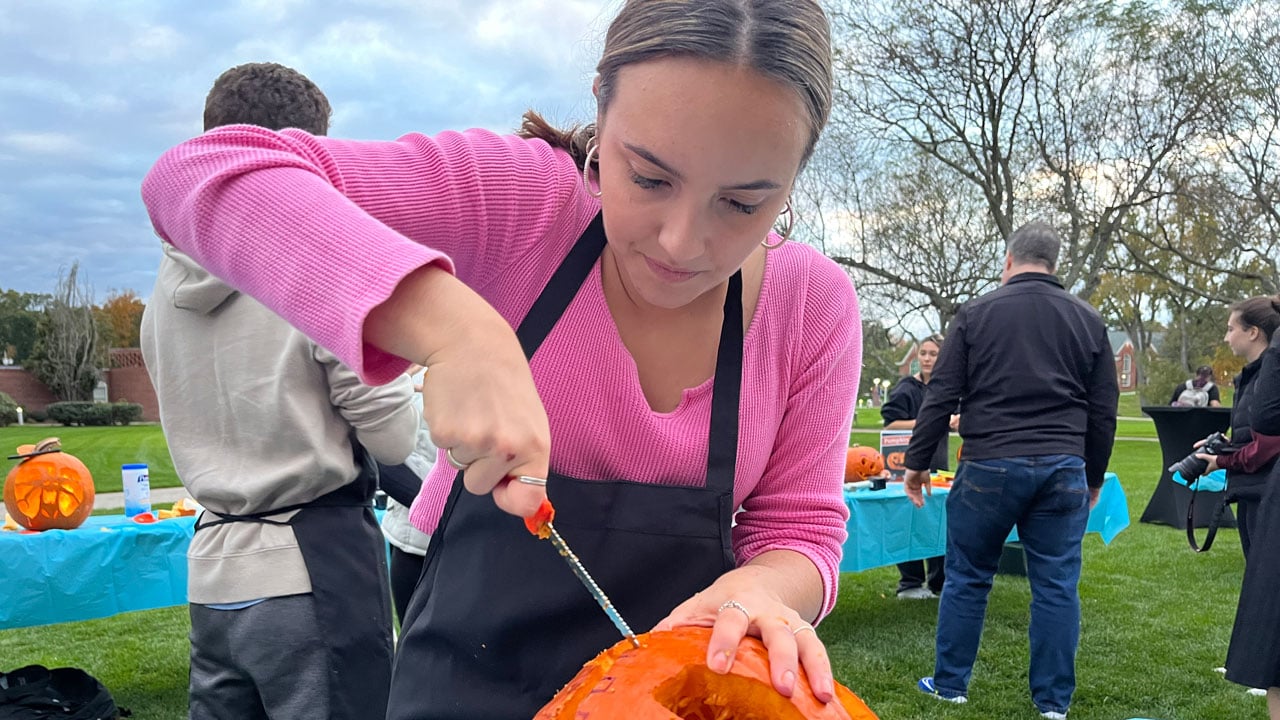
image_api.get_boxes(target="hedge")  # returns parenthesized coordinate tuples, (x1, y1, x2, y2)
(0, 392, 16, 427)
(46, 401, 144, 426)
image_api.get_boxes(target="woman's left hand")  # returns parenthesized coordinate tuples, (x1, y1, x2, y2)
(1195, 453, 1219, 474)
(652, 570, 835, 703)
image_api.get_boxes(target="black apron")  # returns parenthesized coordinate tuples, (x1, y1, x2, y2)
(387, 213, 743, 719)
(195, 444, 394, 720)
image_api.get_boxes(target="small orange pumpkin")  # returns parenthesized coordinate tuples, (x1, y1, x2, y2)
(3, 438, 95, 531)
(536, 626, 878, 720)
(844, 446, 885, 482)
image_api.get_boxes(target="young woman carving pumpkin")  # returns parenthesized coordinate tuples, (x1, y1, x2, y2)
(142, 1, 862, 716)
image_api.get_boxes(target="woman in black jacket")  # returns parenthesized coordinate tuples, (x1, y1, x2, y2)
(1199, 297, 1280, 559)
(881, 335, 957, 599)
(1222, 294, 1280, 715)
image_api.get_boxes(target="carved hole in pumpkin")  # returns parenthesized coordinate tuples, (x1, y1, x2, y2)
(653, 665, 808, 720)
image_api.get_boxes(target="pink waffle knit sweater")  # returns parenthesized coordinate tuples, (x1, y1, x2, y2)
(142, 126, 862, 616)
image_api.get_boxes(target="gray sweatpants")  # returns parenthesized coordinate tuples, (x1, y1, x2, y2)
(188, 594, 329, 720)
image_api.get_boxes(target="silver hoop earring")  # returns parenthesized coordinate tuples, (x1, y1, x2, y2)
(762, 200, 795, 249)
(581, 140, 602, 198)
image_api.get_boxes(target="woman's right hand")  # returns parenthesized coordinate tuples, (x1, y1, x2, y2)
(366, 264, 550, 518)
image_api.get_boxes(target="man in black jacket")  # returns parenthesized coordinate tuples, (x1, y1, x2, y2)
(903, 222, 1118, 719)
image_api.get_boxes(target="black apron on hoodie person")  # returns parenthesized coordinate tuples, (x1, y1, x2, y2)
(195, 443, 395, 720)
(386, 213, 744, 719)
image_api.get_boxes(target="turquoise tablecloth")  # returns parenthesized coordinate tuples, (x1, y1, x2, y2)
(0, 508, 393, 630)
(0, 514, 197, 630)
(840, 472, 1129, 573)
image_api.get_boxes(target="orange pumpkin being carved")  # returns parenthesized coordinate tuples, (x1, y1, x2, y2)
(535, 626, 878, 720)
(3, 438, 95, 531)
(844, 446, 885, 483)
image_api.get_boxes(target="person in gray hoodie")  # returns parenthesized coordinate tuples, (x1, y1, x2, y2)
(139, 62, 418, 720)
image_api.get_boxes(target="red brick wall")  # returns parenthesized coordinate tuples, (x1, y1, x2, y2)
(107, 349, 159, 422)
(106, 366, 159, 421)
(0, 367, 57, 412)
(0, 351, 160, 422)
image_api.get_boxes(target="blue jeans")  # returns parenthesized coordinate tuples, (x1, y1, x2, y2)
(932, 454, 1089, 714)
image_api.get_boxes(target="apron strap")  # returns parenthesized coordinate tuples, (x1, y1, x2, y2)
(509, 209, 743, 496)
(423, 215, 609, 575)
(515, 213, 607, 360)
(429, 215, 743, 547)
(195, 436, 379, 531)
(705, 271, 742, 495)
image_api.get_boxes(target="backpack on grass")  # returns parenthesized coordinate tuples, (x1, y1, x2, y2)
(0, 665, 128, 719)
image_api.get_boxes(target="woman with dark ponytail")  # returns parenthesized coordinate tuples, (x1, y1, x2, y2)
(1196, 296, 1280, 559)
(1223, 294, 1280, 716)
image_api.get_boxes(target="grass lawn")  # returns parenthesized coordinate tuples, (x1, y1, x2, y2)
(0, 437, 1257, 718)
(832, 438, 1254, 719)
(0, 608, 190, 718)
(0, 425, 180, 494)
(855, 408, 1157, 440)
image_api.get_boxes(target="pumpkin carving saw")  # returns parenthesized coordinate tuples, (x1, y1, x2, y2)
(536, 626, 878, 720)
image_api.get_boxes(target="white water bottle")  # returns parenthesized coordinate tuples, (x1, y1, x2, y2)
(121, 463, 151, 517)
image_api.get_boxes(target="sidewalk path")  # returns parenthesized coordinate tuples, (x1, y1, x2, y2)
(95, 486, 191, 511)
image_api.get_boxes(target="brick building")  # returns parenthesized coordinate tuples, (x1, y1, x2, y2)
(0, 366, 58, 413)
(106, 349, 160, 421)
(0, 349, 160, 421)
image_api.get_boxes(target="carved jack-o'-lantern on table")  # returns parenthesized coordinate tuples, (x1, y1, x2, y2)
(844, 446, 885, 483)
(4, 437, 95, 531)
(535, 626, 879, 720)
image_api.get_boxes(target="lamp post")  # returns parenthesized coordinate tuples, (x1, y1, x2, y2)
(16, 406, 23, 426)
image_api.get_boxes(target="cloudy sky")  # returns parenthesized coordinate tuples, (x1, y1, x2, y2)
(0, 0, 614, 301)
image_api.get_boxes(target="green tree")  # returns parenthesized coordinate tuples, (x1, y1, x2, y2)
(810, 150, 1002, 332)
(858, 320, 906, 401)
(28, 263, 100, 401)
(94, 289, 146, 349)
(822, 0, 1222, 301)
(0, 289, 48, 364)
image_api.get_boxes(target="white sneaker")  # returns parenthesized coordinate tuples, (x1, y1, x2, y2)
(1247, 688, 1267, 697)
(1040, 712, 1067, 720)
(897, 586, 937, 600)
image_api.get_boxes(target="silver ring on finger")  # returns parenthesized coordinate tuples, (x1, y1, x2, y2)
(516, 475, 547, 487)
(717, 600, 751, 622)
(445, 447, 472, 471)
(792, 623, 817, 638)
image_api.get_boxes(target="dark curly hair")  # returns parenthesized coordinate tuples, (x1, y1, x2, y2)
(203, 62, 332, 136)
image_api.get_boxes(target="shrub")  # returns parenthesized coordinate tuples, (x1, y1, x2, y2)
(27, 409, 47, 423)
(0, 391, 17, 427)
(46, 401, 115, 426)
(110, 402, 143, 425)
(47, 401, 143, 426)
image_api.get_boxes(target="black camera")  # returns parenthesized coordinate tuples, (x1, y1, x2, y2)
(1168, 431, 1233, 479)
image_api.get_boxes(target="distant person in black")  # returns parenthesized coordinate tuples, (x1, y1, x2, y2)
(1170, 365, 1222, 407)
(1195, 297, 1280, 560)
(901, 221, 1118, 718)
(1220, 297, 1280, 717)
(881, 334, 956, 599)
